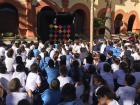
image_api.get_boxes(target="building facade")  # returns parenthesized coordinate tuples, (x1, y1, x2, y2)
(0, 0, 139, 40)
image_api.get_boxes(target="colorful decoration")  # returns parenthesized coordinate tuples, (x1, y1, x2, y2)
(48, 23, 71, 41)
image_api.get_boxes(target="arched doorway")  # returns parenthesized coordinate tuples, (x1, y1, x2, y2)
(114, 14, 123, 34)
(73, 9, 86, 36)
(0, 3, 18, 35)
(37, 7, 56, 43)
(127, 15, 136, 31)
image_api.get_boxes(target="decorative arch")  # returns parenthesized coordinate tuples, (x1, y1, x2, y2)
(69, 3, 90, 36)
(36, 0, 61, 13)
(127, 11, 139, 32)
(37, 6, 56, 42)
(0, 3, 19, 34)
(114, 13, 123, 34)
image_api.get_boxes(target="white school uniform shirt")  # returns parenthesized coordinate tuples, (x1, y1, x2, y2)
(131, 52, 140, 61)
(0, 46, 5, 57)
(100, 43, 106, 54)
(116, 86, 136, 105)
(101, 72, 114, 90)
(113, 69, 126, 86)
(25, 48, 30, 56)
(12, 71, 27, 87)
(25, 58, 35, 70)
(6, 92, 29, 105)
(0, 73, 12, 90)
(57, 76, 73, 88)
(5, 57, 14, 73)
(108, 100, 119, 105)
(111, 63, 119, 72)
(25, 72, 41, 91)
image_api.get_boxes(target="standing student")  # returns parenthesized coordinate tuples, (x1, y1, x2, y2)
(96, 86, 119, 105)
(116, 74, 136, 105)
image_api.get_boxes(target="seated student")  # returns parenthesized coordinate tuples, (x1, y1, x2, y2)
(116, 74, 136, 105)
(12, 64, 27, 88)
(6, 78, 30, 105)
(5, 48, 15, 73)
(58, 83, 84, 105)
(101, 63, 114, 90)
(25, 50, 35, 70)
(0, 62, 12, 90)
(96, 86, 119, 105)
(33, 43, 40, 57)
(57, 65, 73, 88)
(45, 59, 59, 85)
(25, 63, 41, 97)
(41, 79, 61, 105)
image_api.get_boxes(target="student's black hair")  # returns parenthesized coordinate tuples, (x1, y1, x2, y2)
(93, 75, 106, 85)
(125, 74, 136, 86)
(16, 56, 23, 64)
(59, 65, 68, 77)
(108, 51, 113, 56)
(61, 83, 76, 101)
(100, 54, 106, 62)
(27, 50, 34, 60)
(86, 55, 93, 64)
(60, 55, 66, 66)
(104, 63, 111, 72)
(18, 99, 31, 105)
(30, 63, 39, 73)
(7, 48, 14, 58)
(0, 63, 7, 74)
(8, 78, 21, 92)
(50, 79, 60, 90)
(16, 64, 25, 72)
(96, 86, 115, 100)
(48, 59, 54, 68)
(119, 61, 129, 73)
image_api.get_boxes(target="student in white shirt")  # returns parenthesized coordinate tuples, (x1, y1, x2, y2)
(131, 48, 140, 61)
(100, 40, 107, 54)
(6, 78, 30, 105)
(12, 64, 27, 88)
(111, 57, 120, 72)
(57, 65, 73, 88)
(96, 86, 119, 105)
(25, 50, 35, 70)
(25, 63, 41, 97)
(0, 62, 12, 90)
(101, 63, 114, 90)
(5, 49, 15, 73)
(116, 74, 136, 105)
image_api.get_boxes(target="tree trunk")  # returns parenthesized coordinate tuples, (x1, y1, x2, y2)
(104, 0, 112, 39)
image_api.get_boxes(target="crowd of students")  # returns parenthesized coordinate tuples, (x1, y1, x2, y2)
(0, 38, 140, 105)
